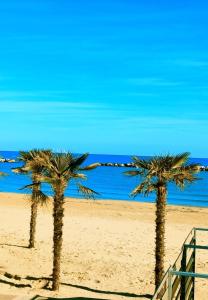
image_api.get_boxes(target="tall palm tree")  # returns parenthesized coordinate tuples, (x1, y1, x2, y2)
(35, 151, 98, 291)
(13, 150, 51, 248)
(125, 152, 200, 289)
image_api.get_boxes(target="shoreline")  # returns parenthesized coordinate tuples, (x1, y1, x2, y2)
(0, 192, 208, 299)
(1, 190, 208, 209)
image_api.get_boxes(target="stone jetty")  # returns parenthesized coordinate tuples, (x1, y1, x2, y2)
(99, 162, 208, 171)
(99, 162, 136, 168)
(0, 158, 16, 163)
(199, 166, 208, 171)
(0, 158, 208, 171)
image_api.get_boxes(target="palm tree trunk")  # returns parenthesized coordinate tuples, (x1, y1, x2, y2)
(28, 183, 39, 248)
(52, 190, 64, 291)
(155, 184, 167, 289)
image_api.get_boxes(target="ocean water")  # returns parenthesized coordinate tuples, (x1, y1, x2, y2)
(0, 151, 208, 207)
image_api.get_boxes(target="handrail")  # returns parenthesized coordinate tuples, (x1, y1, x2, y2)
(151, 227, 208, 299)
(170, 270, 208, 279)
(151, 267, 171, 299)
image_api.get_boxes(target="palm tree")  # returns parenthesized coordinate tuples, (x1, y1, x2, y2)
(13, 150, 51, 248)
(125, 152, 200, 289)
(35, 151, 98, 291)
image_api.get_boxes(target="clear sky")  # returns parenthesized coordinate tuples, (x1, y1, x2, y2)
(0, 0, 208, 157)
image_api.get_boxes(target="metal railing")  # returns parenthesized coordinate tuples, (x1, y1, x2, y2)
(152, 227, 208, 300)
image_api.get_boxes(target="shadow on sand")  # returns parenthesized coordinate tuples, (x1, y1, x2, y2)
(27, 276, 152, 299)
(0, 273, 152, 299)
(32, 297, 110, 300)
(0, 243, 28, 249)
(0, 278, 31, 288)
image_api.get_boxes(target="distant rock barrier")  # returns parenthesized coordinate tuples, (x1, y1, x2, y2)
(0, 158, 16, 163)
(199, 166, 208, 171)
(99, 162, 208, 171)
(99, 162, 136, 168)
(1, 159, 208, 171)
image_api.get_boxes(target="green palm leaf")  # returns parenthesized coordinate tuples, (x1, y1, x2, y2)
(32, 189, 49, 205)
(12, 167, 28, 174)
(77, 183, 99, 199)
(171, 152, 190, 168)
(70, 153, 89, 171)
(19, 183, 37, 190)
(124, 170, 142, 176)
(0, 171, 7, 177)
(80, 162, 101, 170)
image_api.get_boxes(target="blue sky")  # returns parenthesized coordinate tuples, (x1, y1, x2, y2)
(0, 0, 208, 157)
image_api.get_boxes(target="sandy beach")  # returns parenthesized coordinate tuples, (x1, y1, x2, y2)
(0, 192, 208, 299)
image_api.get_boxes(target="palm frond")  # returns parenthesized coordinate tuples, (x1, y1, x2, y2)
(77, 183, 99, 199)
(12, 167, 28, 175)
(172, 171, 199, 189)
(34, 151, 99, 197)
(35, 174, 55, 185)
(52, 153, 86, 175)
(130, 182, 156, 198)
(127, 152, 199, 202)
(17, 150, 52, 176)
(124, 170, 142, 176)
(144, 183, 157, 196)
(171, 152, 190, 168)
(32, 189, 49, 206)
(80, 162, 101, 171)
(130, 182, 147, 197)
(0, 171, 7, 177)
(19, 183, 38, 191)
(18, 151, 30, 162)
(70, 153, 89, 170)
(130, 186, 142, 198)
(132, 157, 149, 170)
(72, 173, 87, 179)
(182, 164, 201, 172)
(131, 155, 140, 162)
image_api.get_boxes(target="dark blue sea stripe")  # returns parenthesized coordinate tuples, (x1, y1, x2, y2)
(0, 151, 208, 207)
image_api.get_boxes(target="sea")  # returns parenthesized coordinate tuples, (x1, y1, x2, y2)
(0, 151, 208, 207)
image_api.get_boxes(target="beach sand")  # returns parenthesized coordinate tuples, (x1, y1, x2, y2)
(0, 192, 208, 299)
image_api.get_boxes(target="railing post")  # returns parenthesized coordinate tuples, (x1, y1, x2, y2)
(168, 268, 172, 300)
(180, 245, 187, 300)
(152, 228, 208, 300)
(192, 229, 196, 299)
